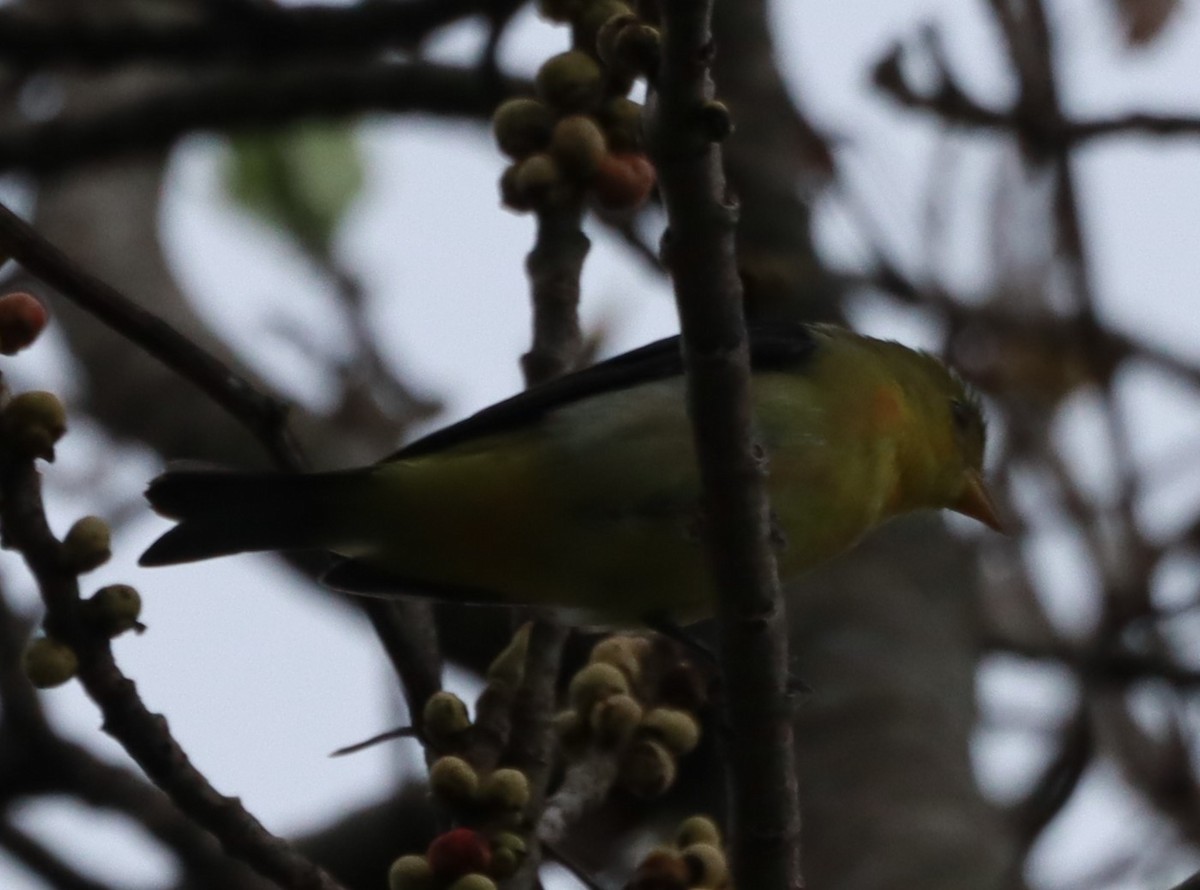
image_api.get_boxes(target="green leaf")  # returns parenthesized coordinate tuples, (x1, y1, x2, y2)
(225, 121, 364, 258)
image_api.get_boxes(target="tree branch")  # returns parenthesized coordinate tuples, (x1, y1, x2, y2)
(0, 1, 478, 68)
(648, 1, 801, 887)
(0, 61, 530, 175)
(0, 456, 348, 890)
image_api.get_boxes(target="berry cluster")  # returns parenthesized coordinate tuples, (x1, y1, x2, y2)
(387, 628, 540, 889)
(388, 827, 528, 890)
(555, 634, 706, 798)
(627, 815, 729, 890)
(0, 292, 146, 690)
(494, 0, 663, 213)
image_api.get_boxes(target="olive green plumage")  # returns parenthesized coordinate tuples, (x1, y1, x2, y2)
(141, 324, 996, 620)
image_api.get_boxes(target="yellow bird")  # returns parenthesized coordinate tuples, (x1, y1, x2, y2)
(140, 323, 999, 620)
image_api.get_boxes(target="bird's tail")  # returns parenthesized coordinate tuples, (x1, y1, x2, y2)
(139, 466, 363, 567)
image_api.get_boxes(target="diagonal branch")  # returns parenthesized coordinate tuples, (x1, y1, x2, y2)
(0, 456, 348, 890)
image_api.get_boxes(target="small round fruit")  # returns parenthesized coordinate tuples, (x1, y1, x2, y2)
(536, 51, 604, 113)
(640, 707, 701, 755)
(480, 767, 531, 814)
(22, 637, 78, 689)
(588, 635, 642, 682)
(675, 814, 721, 848)
(592, 152, 656, 209)
(388, 855, 434, 890)
(612, 23, 661, 76)
(489, 832, 527, 878)
(589, 693, 643, 748)
(87, 584, 142, 637)
(429, 755, 479, 804)
(3, 391, 66, 461)
(620, 739, 676, 798)
(568, 661, 629, 714)
(492, 98, 554, 159)
(599, 97, 644, 152)
(423, 691, 471, 744)
(681, 843, 728, 888)
(62, 516, 112, 573)
(427, 828, 491, 880)
(550, 115, 608, 180)
(513, 153, 570, 209)
(0, 292, 48, 355)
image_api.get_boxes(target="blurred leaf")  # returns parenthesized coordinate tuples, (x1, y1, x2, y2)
(225, 121, 364, 258)
(1112, 0, 1180, 46)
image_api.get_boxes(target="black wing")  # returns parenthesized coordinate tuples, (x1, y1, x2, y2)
(388, 322, 818, 460)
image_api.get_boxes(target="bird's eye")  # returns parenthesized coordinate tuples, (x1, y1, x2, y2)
(950, 399, 973, 433)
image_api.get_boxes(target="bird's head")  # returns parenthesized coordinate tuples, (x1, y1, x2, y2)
(874, 341, 1001, 531)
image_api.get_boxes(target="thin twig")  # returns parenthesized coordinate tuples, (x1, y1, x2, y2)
(649, 1, 801, 888)
(873, 43, 1200, 144)
(0, 819, 120, 890)
(0, 456, 348, 890)
(0, 200, 303, 470)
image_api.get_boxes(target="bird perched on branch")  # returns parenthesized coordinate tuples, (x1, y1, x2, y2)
(140, 323, 999, 621)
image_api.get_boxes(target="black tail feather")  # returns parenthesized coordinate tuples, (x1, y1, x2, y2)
(140, 468, 355, 566)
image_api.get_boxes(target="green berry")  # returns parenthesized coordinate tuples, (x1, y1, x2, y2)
(640, 707, 701, 755)
(536, 51, 604, 113)
(596, 11, 639, 66)
(513, 154, 572, 210)
(22, 636, 78, 688)
(550, 115, 608, 180)
(589, 693, 643, 748)
(492, 98, 554, 160)
(681, 842, 728, 889)
(422, 691, 471, 746)
(576, 0, 633, 50)
(62, 516, 112, 573)
(619, 739, 676, 798)
(446, 875, 497, 890)
(87, 584, 142, 637)
(588, 635, 643, 682)
(568, 661, 629, 714)
(499, 164, 533, 213)
(429, 755, 479, 804)
(489, 832, 527, 878)
(3, 391, 66, 461)
(612, 23, 661, 77)
(675, 814, 721, 848)
(480, 767, 531, 814)
(599, 97, 644, 152)
(388, 855, 434, 890)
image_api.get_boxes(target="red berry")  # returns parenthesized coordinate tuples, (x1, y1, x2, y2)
(0, 292, 48, 355)
(593, 153, 656, 209)
(426, 828, 491, 880)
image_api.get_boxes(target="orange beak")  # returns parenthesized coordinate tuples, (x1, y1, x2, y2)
(953, 471, 1003, 532)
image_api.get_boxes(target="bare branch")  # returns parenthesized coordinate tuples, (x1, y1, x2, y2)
(0, 1, 478, 68)
(0, 61, 530, 176)
(0, 456, 348, 890)
(649, 0, 801, 887)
